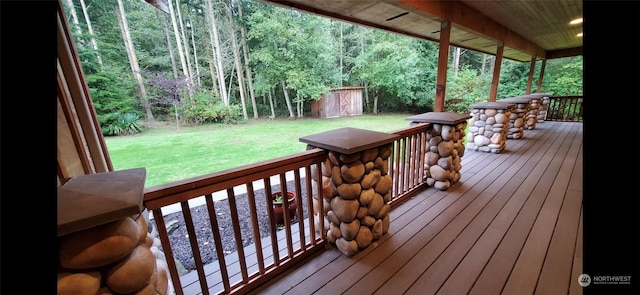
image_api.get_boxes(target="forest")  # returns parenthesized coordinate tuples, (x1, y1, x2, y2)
(61, 0, 583, 135)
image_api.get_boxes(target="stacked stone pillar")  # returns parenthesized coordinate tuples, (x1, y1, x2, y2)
(57, 168, 171, 295)
(531, 93, 553, 123)
(466, 102, 514, 154)
(405, 112, 471, 190)
(497, 96, 532, 139)
(300, 128, 399, 256)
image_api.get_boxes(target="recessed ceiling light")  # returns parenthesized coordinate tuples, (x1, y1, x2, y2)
(570, 18, 583, 25)
(577, 32, 583, 37)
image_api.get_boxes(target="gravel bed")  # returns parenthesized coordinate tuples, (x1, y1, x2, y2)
(157, 180, 311, 272)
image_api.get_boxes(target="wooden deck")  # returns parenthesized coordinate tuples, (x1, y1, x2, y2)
(248, 121, 583, 295)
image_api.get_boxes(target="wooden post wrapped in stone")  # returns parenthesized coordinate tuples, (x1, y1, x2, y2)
(300, 128, 399, 256)
(531, 93, 553, 123)
(57, 169, 171, 295)
(466, 102, 514, 154)
(405, 112, 472, 190)
(497, 96, 532, 139)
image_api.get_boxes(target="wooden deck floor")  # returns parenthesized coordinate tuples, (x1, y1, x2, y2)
(248, 121, 583, 295)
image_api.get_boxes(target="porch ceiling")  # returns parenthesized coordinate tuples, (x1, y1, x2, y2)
(257, 0, 583, 62)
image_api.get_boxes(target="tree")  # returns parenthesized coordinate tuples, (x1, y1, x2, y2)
(115, 0, 154, 122)
(205, 0, 228, 105)
(354, 30, 436, 113)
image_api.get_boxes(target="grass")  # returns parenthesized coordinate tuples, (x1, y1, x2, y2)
(104, 113, 417, 188)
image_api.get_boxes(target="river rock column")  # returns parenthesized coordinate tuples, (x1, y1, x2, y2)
(497, 97, 531, 139)
(466, 102, 514, 154)
(300, 128, 399, 256)
(406, 112, 471, 191)
(57, 168, 171, 295)
(532, 93, 552, 123)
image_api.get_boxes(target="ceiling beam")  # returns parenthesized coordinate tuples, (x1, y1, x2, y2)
(546, 47, 583, 60)
(398, 0, 546, 59)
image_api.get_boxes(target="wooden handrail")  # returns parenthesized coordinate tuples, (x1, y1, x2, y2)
(142, 124, 433, 294)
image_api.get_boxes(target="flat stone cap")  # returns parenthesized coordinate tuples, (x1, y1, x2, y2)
(405, 112, 471, 125)
(58, 168, 147, 236)
(299, 127, 399, 155)
(529, 93, 553, 98)
(497, 96, 532, 104)
(469, 102, 515, 110)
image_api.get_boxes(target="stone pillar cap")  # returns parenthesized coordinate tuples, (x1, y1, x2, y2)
(405, 111, 471, 125)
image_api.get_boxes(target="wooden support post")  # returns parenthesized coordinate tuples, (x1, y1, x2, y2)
(489, 42, 504, 102)
(435, 20, 451, 112)
(526, 55, 536, 94)
(537, 59, 547, 93)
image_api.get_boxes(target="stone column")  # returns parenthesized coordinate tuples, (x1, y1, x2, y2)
(497, 96, 532, 139)
(300, 128, 399, 256)
(57, 168, 171, 295)
(405, 112, 471, 191)
(466, 102, 514, 153)
(531, 93, 553, 123)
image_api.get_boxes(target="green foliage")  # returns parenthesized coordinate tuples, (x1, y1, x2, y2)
(180, 90, 243, 124)
(86, 66, 139, 117)
(354, 30, 436, 109)
(497, 60, 530, 98)
(445, 67, 491, 114)
(102, 112, 144, 136)
(542, 56, 583, 95)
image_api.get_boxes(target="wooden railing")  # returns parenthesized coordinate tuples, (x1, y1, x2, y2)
(143, 123, 432, 294)
(388, 123, 431, 208)
(546, 95, 583, 122)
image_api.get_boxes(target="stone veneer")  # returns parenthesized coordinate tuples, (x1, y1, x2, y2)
(466, 102, 514, 153)
(406, 112, 471, 190)
(531, 93, 553, 123)
(57, 169, 170, 295)
(496, 97, 531, 139)
(58, 213, 171, 295)
(300, 128, 398, 256)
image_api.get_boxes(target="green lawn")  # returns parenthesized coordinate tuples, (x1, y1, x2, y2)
(105, 113, 417, 188)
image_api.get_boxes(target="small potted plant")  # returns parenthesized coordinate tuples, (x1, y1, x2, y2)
(271, 191, 297, 225)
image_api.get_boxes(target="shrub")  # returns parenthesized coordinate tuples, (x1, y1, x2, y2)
(180, 90, 243, 124)
(101, 112, 144, 136)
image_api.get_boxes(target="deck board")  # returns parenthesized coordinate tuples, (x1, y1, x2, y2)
(238, 121, 582, 295)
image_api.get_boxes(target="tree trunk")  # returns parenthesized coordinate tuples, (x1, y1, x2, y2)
(373, 88, 378, 114)
(206, 49, 220, 97)
(63, 0, 82, 40)
(115, 0, 154, 122)
(453, 46, 461, 75)
(188, 13, 201, 87)
(226, 4, 248, 120)
(79, 0, 104, 70)
(205, 0, 228, 105)
(175, 0, 194, 93)
(167, 0, 189, 85)
(236, 0, 258, 118)
(158, 10, 179, 79)
(481, 53, 487, 75)
(268, 90, 275, 118)
(280, 80, 294, 118)
(339, 21, 343, 86)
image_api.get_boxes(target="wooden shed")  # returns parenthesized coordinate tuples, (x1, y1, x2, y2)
(311, 86, 364, 118)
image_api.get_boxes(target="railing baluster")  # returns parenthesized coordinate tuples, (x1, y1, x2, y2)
(204, 193, 230, 293)
(226, 188, 249, 284)
(181, 201, 209, 295)
(151, 208, 184, 295)
(263, 177, 279, 265)
(279, 173, 294, 259)
(293, 169, 306, 249)
(245, 182, 265, 274)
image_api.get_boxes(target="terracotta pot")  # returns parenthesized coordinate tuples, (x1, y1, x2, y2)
(272, 191, 297, 225)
